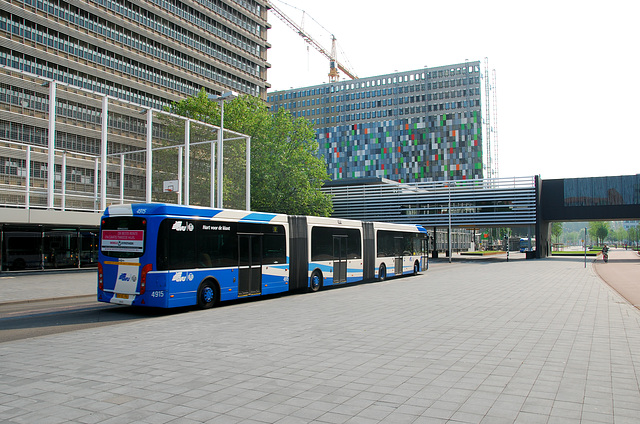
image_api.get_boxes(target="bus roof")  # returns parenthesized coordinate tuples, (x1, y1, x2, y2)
(103, 204, 427, 232)
(103, 203, 288, 224)
(371, 221, 427, 233)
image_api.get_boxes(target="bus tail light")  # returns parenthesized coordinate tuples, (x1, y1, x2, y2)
(98, 263, 104, 291)
(140, 264, 153, 295)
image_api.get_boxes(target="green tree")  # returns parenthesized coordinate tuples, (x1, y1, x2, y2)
(167, 90, 333, 216)
(588, 221, 610, 246)
(628, 226, 640, 248)
(565, 230, 579, 246)
(613, 227, 627, 244)
(551, 222, 563, 244)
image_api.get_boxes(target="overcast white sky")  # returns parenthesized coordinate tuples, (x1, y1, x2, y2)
(265, 0, 640, 180)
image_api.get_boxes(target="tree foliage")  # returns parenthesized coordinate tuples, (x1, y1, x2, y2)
(588, 221, 610, 246)
(551, 222, 563, 243)
(167, 90, 333, 216)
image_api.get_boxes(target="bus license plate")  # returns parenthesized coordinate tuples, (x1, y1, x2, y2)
(115, 293, 129, 299)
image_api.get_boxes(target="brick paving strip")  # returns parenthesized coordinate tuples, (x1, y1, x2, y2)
(1, 257, 640, 423)
(594, 249, 640, 309)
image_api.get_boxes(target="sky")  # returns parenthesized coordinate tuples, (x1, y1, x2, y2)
(265, 0, 640, 180)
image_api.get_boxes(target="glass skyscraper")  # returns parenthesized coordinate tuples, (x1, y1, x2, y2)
(268, 62, 484, 182)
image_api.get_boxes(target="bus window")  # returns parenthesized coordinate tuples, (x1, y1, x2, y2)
(197, 221, 237, 268)
(238, 223, 286, 265)
(377, 231, 394, 257)
(261, 230, 286, 264)
(346, 229, 362, 259)
(311, 226, 361, 261)
(157, 219, 198, 270)
(377, 231, 421, 257)
(311, 227, 333, 261)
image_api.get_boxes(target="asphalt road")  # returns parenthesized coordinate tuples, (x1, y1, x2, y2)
(0, 297, 184, 343)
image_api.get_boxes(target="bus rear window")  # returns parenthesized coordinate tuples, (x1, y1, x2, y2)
(100, 217, 146, 258)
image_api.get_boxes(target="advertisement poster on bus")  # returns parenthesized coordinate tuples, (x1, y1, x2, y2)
(101, 230, 144, 253)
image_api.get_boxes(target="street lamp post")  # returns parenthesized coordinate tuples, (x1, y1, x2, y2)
(208, 91, 238, 208)
(447, 181, 456, 263)
(43, 80, 57, 209)
(584, 227, 588, 268)
(505, 234, 509, 262)
(448, 184, 452, 263)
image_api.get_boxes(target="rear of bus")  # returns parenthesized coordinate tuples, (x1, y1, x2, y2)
(98, 203, 293, 308)
(373, 223, 428, 279)
(98, 204, 161, 307)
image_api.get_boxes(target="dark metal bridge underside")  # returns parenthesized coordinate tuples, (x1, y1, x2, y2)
(323, 174, 640, 258)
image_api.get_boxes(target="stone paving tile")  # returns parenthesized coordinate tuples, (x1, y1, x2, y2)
(2, 258, 640, 423)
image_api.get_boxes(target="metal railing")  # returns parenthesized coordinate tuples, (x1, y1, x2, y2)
(0, 65, 251, 214)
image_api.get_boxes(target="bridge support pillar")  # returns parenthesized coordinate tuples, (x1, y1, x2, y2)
(432, 226, 438, 258)
(536, 221, 550, 258)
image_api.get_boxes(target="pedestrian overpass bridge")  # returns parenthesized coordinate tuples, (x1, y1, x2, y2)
(323, 174, 640, 257)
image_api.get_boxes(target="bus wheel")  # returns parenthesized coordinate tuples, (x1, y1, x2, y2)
(378, 264, 387, 281)
(310, 271, 323, 292)
(197, 281, 217, 309)
(413, 261, 420, 275)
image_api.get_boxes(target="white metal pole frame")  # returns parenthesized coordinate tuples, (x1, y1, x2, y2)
(119, 154, 125, 204)
(208, 91, 238, 209)
(210, 132, 216, 208)
(25, 146, 31, 209)
(46, 81, 56, 209)
(177, 146, 183, 205)
(94, 158, 99, 212)
(246, 135, 251, 211)
(216, 101, 225, 209)
(61, 151, 67, 211)
(145, 108, 153, 203)
(184, 119, 190, 205)
(100, 96, 108, 212)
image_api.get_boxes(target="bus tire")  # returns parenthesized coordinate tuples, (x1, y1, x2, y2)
(413, 261, 420, 275)
(197, 280, 218, 309)
(310, 270, 323, 292)
(378, 263, 387, 281)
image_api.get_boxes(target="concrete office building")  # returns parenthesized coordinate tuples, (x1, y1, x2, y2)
(1, 0, 271, 105)
(267, 61, 485, 183)
(0, 0, 270, 271)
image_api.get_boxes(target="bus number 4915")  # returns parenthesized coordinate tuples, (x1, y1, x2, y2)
(150, 291, 164, 298)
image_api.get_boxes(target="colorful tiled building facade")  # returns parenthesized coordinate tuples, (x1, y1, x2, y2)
(267, 62, 484, 182)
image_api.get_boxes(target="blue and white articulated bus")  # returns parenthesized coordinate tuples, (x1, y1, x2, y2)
(98, 203, 428, 309)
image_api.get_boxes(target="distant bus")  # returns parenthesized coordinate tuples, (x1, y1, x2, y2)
(520, 237, 536, 253)
(3, 232, 42, 270)
(98, 203, 428, 309)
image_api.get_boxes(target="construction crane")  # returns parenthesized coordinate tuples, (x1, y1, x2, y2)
(266, 0, 357, 82)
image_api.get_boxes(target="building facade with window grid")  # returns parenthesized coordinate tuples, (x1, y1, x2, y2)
(267, 62, 484, 183)
(1, 0, 270, 107)
(0, 0, 270, 179)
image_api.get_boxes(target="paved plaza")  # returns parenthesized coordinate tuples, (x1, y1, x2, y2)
(1, 252, 640, 423)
